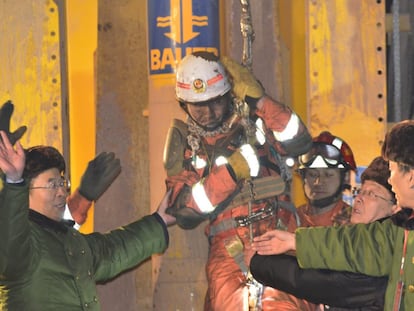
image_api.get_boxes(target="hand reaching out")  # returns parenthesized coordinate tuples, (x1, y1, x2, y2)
(0, 131, 25, 182)
(251, 229, 296, 255)
(156, 189, 176, 226)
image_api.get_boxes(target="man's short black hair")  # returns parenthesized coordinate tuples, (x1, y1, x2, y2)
(382, 120, 414, 167)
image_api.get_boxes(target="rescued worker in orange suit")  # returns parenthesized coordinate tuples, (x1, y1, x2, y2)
(162, 51, 312, 310)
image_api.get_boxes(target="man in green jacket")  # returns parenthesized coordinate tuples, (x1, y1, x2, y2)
(0, 100, 122, 227)
(0, 130, 174, 311)
(251, 120, 414, 311)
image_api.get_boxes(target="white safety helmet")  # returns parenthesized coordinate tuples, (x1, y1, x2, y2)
(176, 52, 232, 103)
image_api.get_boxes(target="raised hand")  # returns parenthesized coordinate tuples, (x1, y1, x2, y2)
(0, 131, 25, 182)
(0, 101, 27, 145)
(78, 152, 121, 201)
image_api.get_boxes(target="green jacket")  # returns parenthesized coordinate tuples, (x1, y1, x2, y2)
(0, 182, 168, 311)
(295, 208, 414, 311)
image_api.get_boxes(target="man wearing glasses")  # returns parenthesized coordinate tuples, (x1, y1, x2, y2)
(250, 120, 414, 310)
(251, 156, 399, 310)
(0, 131, 174, 310)
(0, 100, 121, 228)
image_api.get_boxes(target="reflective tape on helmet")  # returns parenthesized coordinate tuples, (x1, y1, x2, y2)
(239, 144, 260, 177)
(272, 113, 300, 142)
(331, 137, 343, 150)
(192, 181, 216, 213)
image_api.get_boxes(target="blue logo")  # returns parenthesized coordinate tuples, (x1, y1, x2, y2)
(148, 0, 220, 75)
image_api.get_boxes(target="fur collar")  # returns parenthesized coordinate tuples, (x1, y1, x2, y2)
(390, 208, 414, 229)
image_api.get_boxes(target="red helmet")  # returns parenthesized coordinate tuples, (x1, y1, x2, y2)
(298, 131, 356, 171)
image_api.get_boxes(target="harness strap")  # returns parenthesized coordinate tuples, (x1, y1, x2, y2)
(208, 203, 277, 238)
(209, 218, 238, 238)
(224, 235, 249, 274)
(227, 176, 285, 210)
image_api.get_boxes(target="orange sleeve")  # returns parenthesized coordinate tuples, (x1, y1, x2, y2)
(255, 96, 292, 132)
(66, 189, 93, 225)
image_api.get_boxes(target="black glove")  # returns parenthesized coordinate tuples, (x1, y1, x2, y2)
(0, 100, 27, 145)
(78, 152, 121, 201)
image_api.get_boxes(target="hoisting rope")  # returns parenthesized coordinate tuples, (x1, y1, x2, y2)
(238, 2, 264, 310)
(240, 0, 255, 70)
(239, 0, 256, 246)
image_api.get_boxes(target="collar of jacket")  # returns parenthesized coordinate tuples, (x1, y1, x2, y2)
(29, 209, 75, 233)
(391, 208, 414, 229)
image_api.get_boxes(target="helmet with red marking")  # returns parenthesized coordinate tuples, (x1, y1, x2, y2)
(175, 52, 231, 103)
(298, 131, 356, 171)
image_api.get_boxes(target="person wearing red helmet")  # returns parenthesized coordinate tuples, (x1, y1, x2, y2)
(255, 131, 358, 310)
(163, 51, 312, 310)
(250, 156, 399, 311)
(287, 131, 357, 231)
(248, 120, 414, 310)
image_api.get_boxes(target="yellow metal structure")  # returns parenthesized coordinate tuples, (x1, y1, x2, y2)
(306, 0, 386, 168)
(65, 0, 97, 233)
(0, 0, 64, 148)
(0, 0, 65, 194)
(279, 0, 386, 205)
(0, 1, 96, 232)
(278, 0, 308, 206)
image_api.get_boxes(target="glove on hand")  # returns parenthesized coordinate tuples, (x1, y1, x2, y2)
(221, 57, 264, 107)
(0, 100, 27, 145)
(79, 152, 121, 201)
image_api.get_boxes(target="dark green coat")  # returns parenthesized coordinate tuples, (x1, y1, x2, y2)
(0, 182, 168, 311)
(295, 208, 414, 311)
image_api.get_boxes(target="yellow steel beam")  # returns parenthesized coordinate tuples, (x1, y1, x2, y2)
(306, 0, 386, 172)
(66, 0, 97, 233)
(0, 1, 64, 192)
(278, 0, 308, 206)
(0, 1, 63, 148)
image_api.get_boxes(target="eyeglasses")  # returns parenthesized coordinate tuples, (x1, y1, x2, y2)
(354, 189, 395, 204)
(299, 142, 344, 168)
(30, 178, 71, 191)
